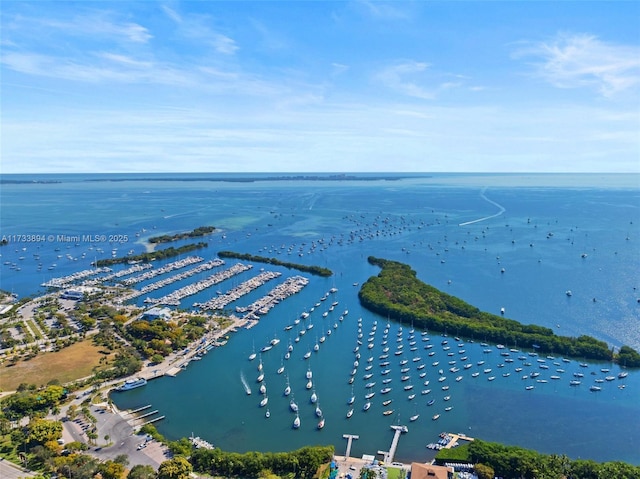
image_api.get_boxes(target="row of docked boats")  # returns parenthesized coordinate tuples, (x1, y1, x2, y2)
(244, 289, 345, 429)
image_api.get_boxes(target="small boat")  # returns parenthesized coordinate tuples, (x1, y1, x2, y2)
(444, 406, 453, 412)
(346, 408, 354, 418)
(383, 410, 394, 416)
(427, 399, 435, 406)
(363, 401, 371, 411)
(265, 409, 270, 418)
(432, 414, 440, 420)
(303, 350, 312, 359)
(293, 413, 300, 429)
(382, 399, 393, 406)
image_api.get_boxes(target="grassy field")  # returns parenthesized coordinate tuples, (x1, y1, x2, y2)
(386, 467, 405, 479)
(0, 340, 110, 391)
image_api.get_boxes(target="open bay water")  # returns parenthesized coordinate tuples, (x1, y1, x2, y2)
(1, 173, 639, 464)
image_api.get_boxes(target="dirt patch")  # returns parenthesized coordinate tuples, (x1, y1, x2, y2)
(0, 341, 110, 390)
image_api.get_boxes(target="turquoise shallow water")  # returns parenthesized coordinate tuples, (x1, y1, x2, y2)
(1, 173, 639, 464)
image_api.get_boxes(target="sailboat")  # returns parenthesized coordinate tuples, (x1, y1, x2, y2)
(347, 386, 355, 405)
(290, 396, 298, 412)
(293, 412, 300, 429)
(248, 345, 257, 361)
(306, 365, 313, 379)
(277, 357, 285, 375)
(317, 416, 325, 429)
(315, 400, 322, 418)
(259, 381, 267, 395)
(310, 389, 317, 403)
(346, 408, 354, 418)
(284, 375, 291, 396)
(409, 405, 420, 422)
(259, 395, 268, 407)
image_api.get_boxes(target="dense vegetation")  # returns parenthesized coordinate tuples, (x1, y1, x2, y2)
(218, 251, 333, 277)
(359, 257, 640, 365)
(190, 444, 334, 479)
(435, 439, 640, 479)
(95, 243, 208, 267)
(124, 315, 207, 359)
(148, 226, 215, 244)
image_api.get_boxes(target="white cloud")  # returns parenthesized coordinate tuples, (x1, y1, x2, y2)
(1, 51, 191, 85)
(161, 5, 182, 24)
(4, 11, 152, 44)
(331, 62, 349, 76)
(375, 61, 465, 100)
(376, 61, 435, 99)
(513, 33, 640, 97)
(356, 0, 411, 20)
(212, 33, 239, 55)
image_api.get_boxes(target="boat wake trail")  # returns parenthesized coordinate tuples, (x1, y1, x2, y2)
(459, 188, 506, 226)
(240, 371, 251, 395)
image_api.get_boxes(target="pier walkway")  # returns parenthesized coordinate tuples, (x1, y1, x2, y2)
(442, 432, 474, 449)
(378, 425, 408, 464)
(342, 434, 359, 458)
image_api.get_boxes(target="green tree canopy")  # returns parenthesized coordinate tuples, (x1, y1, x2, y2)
(157, 457, 193, 479)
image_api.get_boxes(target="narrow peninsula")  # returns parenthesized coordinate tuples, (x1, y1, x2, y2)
(218, 251, 333, 277)
(94, 242, 208, 267)
(358, 257, 640, 367)
(148, 226, 215, 243)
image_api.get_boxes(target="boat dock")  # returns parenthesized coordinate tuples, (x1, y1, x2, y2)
(342, 434, 359, 459)
(190, 436, 214, 450)
(122, 404, 152, 416)
(124, 404, 165, 429)
(194, 269, 277, 310)
(378, 425, 408, 464)
(442, 432, 474, 449)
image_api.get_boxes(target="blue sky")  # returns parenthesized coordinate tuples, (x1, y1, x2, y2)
(1, 1, 639, 173)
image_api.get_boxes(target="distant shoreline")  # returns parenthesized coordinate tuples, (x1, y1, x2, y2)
(1, 174, 418, 184)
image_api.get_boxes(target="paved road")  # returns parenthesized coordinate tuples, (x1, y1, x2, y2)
(0, 459, 35, 479)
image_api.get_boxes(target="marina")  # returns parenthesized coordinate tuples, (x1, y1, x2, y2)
(2, 173, 639, 465)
